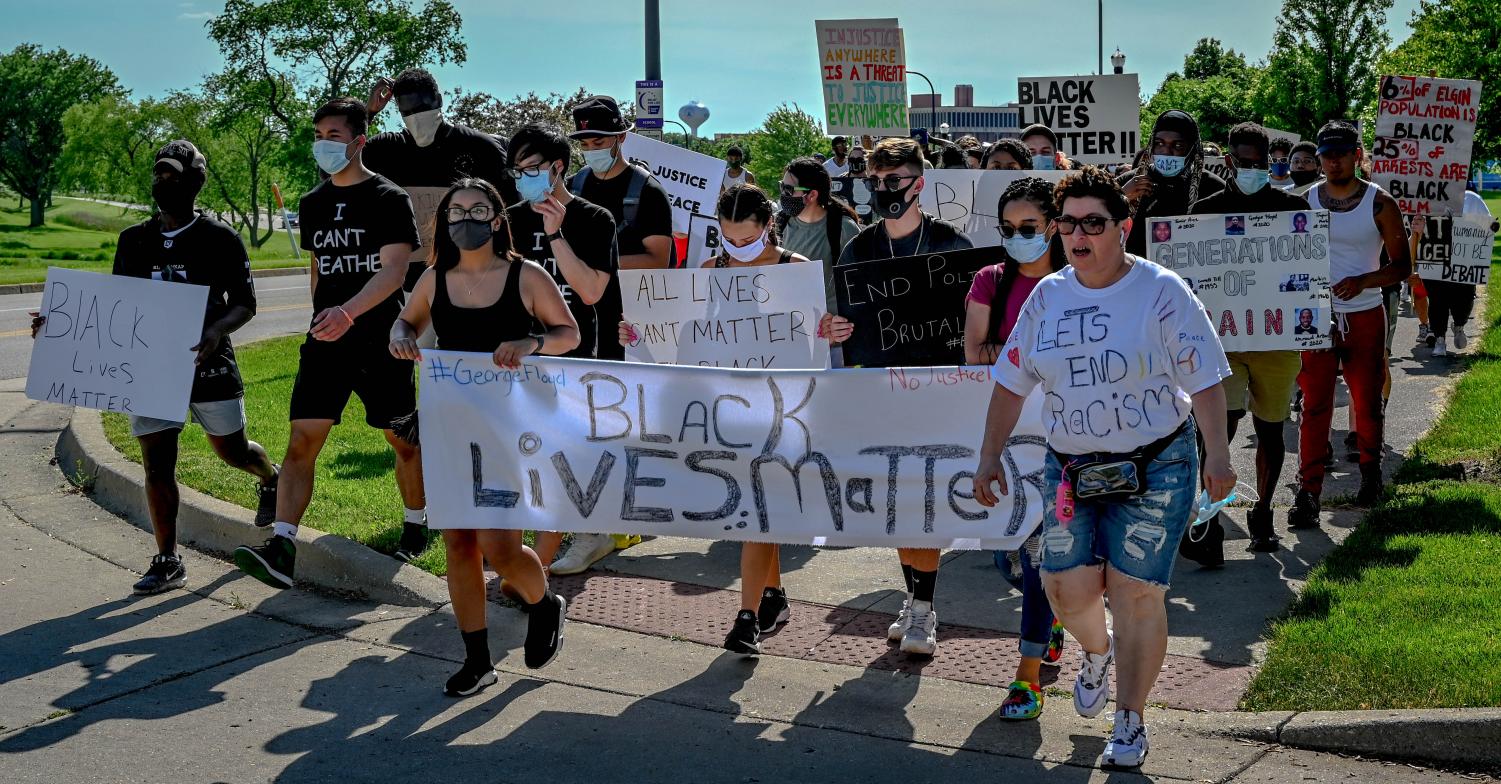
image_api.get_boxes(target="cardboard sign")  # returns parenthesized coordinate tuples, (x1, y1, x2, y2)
(404, 186, 447, 264)
(834, 246, 997, 367)
(621, 263, 830, 369)
(27, 267, 209, 421)
(418, 352, 1048, 550)
(1015, 74, 1140, 165)
(919, 170, 1069, 247)
(1373, 75, 1482, 215)
(686, 213, 722, 266)
(620, 132, 727, 234)
(1148, 211, 1334, 352)
(829, 176, 876, 222)
(1414, 214, 1494, 285)
(815, 18, 909, 138)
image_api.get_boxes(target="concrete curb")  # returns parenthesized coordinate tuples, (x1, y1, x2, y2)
(0, 266, 305, 297)
(57, 406, 448, 609)
(1224, 709, 1501, 772)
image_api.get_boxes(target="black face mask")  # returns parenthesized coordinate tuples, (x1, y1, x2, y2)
(152, 179, 197, 218)
(448, 219, 494, 251)
(874, 180, 918, 220)
(779, 193, 807, 218)
(1291, 170, 1321, 186)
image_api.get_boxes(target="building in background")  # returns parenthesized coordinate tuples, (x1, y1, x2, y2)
(910, 85, 1020, 142)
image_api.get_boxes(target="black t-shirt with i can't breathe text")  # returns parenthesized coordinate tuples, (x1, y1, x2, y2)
(506, 196, 622, 359)
(298, 174, 419, 344)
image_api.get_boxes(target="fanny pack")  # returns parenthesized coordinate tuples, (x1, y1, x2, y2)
(1053, 419, 1191, 503)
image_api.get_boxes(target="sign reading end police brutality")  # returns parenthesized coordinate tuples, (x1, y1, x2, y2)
(418, 352, 1047, 550)
(835, 246, 995, 367)
(1149, 211, 1333, 352)
(1373, 75, 1482, 216)
(620, 132, 726, 234)
(815, 18, 908, 139)
(26, 267, 209, 421)
(1016, 74, 1139, 165)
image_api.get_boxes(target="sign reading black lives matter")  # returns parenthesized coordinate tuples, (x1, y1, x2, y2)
(1414, 214, 1495, 286)
(835, 246, 995, 367)
(1015, 73, 1139, 165)
(1149, 211, 1333, 352)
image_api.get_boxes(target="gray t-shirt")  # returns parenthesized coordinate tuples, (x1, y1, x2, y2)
(781, 211, 860, 313)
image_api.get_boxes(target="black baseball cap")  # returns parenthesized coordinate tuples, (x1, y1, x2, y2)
(569, 95, 628, 139)
(154, 140, 207, 175)
(1020, 124, 1058, 147)
(1316, 121, 1359, 155)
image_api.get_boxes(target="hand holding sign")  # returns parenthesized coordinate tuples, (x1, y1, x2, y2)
(971, 453, 1009, 506)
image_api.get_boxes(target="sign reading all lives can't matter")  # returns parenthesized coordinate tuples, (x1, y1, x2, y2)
(1373, 75, 1482, 215)
(815, 19, 908, 139)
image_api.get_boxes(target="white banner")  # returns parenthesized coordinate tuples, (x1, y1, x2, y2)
(1262, 126, 1302, 145)
(1015, 74, 1140, 165)
(620, 132, 726, 234)
(919, 170, 1070, 247)
(621, 264, 831, 369)
(418, 353, 1047, 549)
(1415, 214, 1494, 285)
(815, 18, 908, 139)
(1148, 211, 1334, 352)
(1373, 75, 1482, 216)
(27, 267, 209, 421)
(686, 213, 722, 266)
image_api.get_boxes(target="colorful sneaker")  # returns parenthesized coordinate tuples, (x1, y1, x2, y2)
(234, 535, 295, 590)
(1103, 709, 1150, 768)
(757, 587, 790, 633)
(999, 680, 1044, 721)
(1043, 618, 1066, 665)
(1073, 636, 1114, 718)
(612, 533, 642, 550)
(887, 593, 913, 642)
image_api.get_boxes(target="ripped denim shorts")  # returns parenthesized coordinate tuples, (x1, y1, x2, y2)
(1038, 420, 1199, 589)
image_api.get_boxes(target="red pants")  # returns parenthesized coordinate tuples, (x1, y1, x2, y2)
(1297, 305, 1386, 495)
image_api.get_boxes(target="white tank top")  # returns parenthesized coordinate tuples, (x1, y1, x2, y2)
(1307, 182, 1385, 313)
(722, 169, 748, 190)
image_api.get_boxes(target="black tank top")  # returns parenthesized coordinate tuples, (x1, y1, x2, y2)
(714, 249, 793, 268)
(431, 260, 531, 353)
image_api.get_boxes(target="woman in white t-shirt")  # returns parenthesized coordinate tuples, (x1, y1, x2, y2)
(970, 166, 1236, 769)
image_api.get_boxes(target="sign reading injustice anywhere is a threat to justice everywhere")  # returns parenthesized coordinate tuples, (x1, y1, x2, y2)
(26, 267, 209, 421)
(1373, 74, 1482, 216)
(1014, 73, 1140, 165)
(1148, 211, 1334, 352)
(620, 132, 726, 234)
(417, 352, 1047, 550)
(834, 246, 995, 367)
(815, 18, 908, 139)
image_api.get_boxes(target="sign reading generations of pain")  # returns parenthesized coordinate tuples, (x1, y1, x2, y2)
(26, 267, 209, 421)
(1015, 73, 1140, 165)
(620, 132, 726, 234)
(815, 18, 908, 139)
(919, 169, 1070, 248)
(1373, 75, 1482, 216)
(1148, 211, 1334, 352)
(1414, 214, 1495, 286)
(418, 352, 1047, 550)
(621, 263, 830, 369)
(835, 246, 995, 367)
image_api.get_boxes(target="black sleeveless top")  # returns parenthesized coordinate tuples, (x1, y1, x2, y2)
(431, 260, 531, 353)
(714, 249, 793, 268)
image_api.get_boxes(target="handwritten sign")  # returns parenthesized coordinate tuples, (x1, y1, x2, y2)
(621, 263, 830, 369)
(418, 352, 1047, 550)
(620, 132, 727, 234)
(919, 169, 1069, 247)
(404, 186, 447, 264)
(26, 267, 209, 421)
(1414, 214, 1494, 285)
(1373, 75, 1482, 215)
(1149, 211, 1333, 352)
(1015, 74, 1140, 165)
(835, 246, 996, 367)
(686, 213, 722, 266)
(829, 176, 876, 222)
(815, 18, 908, 139)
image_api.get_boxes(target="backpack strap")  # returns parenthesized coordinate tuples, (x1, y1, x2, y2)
(824, 210, 844, 264)
(568, 168, 592, 196)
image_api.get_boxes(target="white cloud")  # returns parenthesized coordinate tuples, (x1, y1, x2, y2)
(179, 11, 213, 19)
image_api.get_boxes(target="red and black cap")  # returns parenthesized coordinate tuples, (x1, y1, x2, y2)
(569, 95, 628, 139)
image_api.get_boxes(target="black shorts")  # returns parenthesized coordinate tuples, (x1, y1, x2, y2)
(289, 335, 415, 428)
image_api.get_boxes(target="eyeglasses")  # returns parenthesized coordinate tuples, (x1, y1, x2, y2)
(998, 224, 1047, 239)
(505, 164, 550, 179)
(863, 174, 919, 192)
(446, 205, 495, 223)
(1054, 215, 1115, 235)
(1268, 156, 1290, 165)
(779, 183, 811, 197)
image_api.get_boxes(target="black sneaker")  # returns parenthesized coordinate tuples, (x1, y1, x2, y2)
(1344, 431, 1360, 463)
(757, 587, 791, 633)
(394, 521, 430, 563)
(1246, 507, 1280, 553)
(523, 593, 566, 669)
(1356, 469, 1385, 506)
(444, 662, 499, 697)
(254, 466, 280, 527)
(723, 610, 761, 655)
(234, 535, 296, 589)
(1288, 490, 1321, 529)
(133, 554, 186, 595)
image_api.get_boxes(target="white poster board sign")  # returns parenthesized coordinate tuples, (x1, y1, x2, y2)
(1415, 214, 1494, 285)
(27, 267, 209, 421)
(919, 169, 1070, 247)
(1015, 74, 1140, 165)
(815, 18, 908, 139)
(621, 263, 830, 370)
(1373, 75, 1482, 216)
(686, 213, 722, 266)
(418, 353, 1047, 550)
(620, 132, 726, 234)
(1148, 211, 1334, 352)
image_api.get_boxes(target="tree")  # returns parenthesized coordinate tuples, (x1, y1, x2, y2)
(1180, 38, 1250, 82)
(57, 95, 171, 205)
(0, 44, 121, 226)
(1256, 0, 1393, 135)
(1377, 0, 1501, 166)
(746, 104, 825, 193)
(1142, 75, 1261, 147)
(445, 87, 593, 141)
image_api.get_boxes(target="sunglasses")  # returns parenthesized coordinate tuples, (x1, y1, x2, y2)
(779, 183, 811, 197)
(1054, 216, 1116, 236)
(863, 174, 919, 192)
(997, 224, 1048, 239)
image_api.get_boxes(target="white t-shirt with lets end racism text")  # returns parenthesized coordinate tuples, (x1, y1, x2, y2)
(994, 256, 1232, 455)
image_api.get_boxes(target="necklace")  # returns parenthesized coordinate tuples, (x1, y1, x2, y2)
(886, 216, 925, 258)
(1321, 181, 1368, 212)
(463, 258, 500, 300)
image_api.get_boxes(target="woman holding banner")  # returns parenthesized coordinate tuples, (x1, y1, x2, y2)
(388, 178, 579, 697)
(962, 177, 1068, 721)
(972, 167, 1235, 767)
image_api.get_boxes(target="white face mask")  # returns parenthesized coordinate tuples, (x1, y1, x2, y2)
(723, 229, 767, 262)
(1152, 155, 1187, 177)
(582, 146, 617, 172)
(403, 109, 443, 147)
(313, 139, 353, 175)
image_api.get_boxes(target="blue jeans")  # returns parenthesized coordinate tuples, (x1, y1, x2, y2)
(994, 539, 1057, 659)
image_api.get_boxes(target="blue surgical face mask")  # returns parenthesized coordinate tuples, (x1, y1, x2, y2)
(1152, 154, 1186, 177)
(1002, 232, 1051, 263)
(1269, 161, 1291, 178)
(1031, 153, 1055, 171)
(518, 168, 553, 204)
(1235, 167, 1270, 194)
(582, 145, 616, 172)
(313, 139, 353, 175)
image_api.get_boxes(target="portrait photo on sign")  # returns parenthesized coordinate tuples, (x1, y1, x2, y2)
(1224, 215, 1246, 236)
(1152, 220, 1172, 243)
(1294, 307, 1321, 335)
(1291, 212, 1309, 234)
(1280, 273, 1310, 292)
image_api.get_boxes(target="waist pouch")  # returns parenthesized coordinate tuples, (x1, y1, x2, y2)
(1053, 419, 1191, 503)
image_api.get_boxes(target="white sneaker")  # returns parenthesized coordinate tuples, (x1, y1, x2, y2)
(1073, 636, 1114, 718)
(1433, 337, 1448, 357)
(888, 593, 913, 641)
(899, 599, 938, 655)
(1103, 709, 1150, 768)
(548, 533, 617, 575)
(1453, 325, 1468, 349)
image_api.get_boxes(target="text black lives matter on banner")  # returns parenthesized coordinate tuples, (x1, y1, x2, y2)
(835, 246, 996, 367)
(919, 169, 1069, 248)
(417, 351, 1047, 550)
(26, 267, 209, 421)
(1414, 214, 1495, 286)
(1015, 74, 1139, 165)
(1373, 75, 1482, 216)
(620, 132, 727, 234)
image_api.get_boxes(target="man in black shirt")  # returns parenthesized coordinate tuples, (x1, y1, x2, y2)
(35, 140, 280, 594)
(1120, 110, 1226, 256)
(568, 95, 675, 271)
(235, 98, 425, 591)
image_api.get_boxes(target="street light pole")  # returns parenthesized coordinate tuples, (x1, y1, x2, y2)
(1098, 0, 1103, 75)
(645, 0, 661, 80)
(907, 69, 938, 135)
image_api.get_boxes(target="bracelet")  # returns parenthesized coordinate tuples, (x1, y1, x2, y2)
(532, 334, 546, 354)
(336, 305, 353, 325)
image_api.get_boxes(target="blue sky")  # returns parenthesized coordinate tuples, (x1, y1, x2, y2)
(6, 0, 1422, 134)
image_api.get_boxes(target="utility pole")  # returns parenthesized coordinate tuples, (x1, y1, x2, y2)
(1098, 0, 1104, 75)
(645, 0, 661, 80)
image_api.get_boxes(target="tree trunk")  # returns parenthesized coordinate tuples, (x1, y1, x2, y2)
(29, 197, 45, 228)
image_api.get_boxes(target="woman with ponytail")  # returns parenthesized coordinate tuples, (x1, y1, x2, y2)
(776, 157, 861, 316)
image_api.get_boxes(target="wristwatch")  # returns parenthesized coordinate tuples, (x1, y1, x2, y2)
(544, 230, 564, 243)
(529, 332, 546, 354)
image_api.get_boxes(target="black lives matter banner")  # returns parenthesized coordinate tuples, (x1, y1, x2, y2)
(834, 246, 995, 367)
(1015, 74, 1139, 165)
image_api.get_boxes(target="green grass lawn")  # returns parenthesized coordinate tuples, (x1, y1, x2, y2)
(0, 197, 303, 286)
